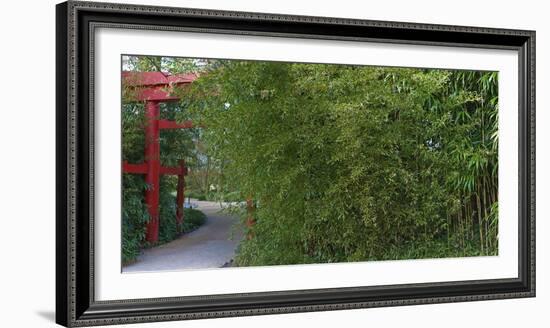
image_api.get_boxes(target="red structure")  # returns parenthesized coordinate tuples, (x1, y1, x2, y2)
(245, 197, 256, 239)
(122, 71, 198, 243)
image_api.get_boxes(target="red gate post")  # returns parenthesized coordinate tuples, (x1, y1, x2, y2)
(246, 197, 256, 239)
(144, 100, 161, 243)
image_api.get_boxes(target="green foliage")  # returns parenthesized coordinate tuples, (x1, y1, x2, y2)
(185, 190, 207, 200)
(122, 55, 203, 75)
(189, 190, 245, 202)
(122, 103, 145, 163)
(122, 174, 149, 264)
(213, 191, 243, 202)
(434, 71, 499, 255)
(182, 61, 499, 266)
(121, 102, 149, 264)
(181, 208, 207, 233)
(158, 181, 208, 242)
(158, 178, 178, 244)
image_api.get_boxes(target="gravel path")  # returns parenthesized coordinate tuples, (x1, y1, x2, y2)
(123, 200, 244, 273)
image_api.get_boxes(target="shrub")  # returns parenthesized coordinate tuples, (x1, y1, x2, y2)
(158, 180, 179, 244)
(121, 175, 149, 264)
(181, 208, 207, 233)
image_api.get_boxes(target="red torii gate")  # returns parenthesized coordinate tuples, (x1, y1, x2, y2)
(122, 71, 198, 243)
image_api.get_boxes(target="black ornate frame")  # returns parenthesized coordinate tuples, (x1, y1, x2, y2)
(56, 1, 536, 326)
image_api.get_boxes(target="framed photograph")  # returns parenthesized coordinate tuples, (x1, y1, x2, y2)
(56, 0, 535, 326)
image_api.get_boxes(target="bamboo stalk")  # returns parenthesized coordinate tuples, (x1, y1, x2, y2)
(482, 175, 491, 251)
(469, 200, 474, 241)
(476, 190, 484, 255)
(446, 212, 451, 248)
(460, 198, 465, 249)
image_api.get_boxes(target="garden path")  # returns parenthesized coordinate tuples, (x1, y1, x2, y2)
(123, 200, 243, 273)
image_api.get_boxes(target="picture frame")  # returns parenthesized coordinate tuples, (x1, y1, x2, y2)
(56, 0, 535, 326)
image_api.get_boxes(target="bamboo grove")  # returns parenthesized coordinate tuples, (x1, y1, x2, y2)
(435, 71, 499, 256)
(123, 56, 499, 266)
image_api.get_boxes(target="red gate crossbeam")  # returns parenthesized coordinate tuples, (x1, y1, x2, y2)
(122, 162, 147, 174)
(123, 71, 197, 102)
(122, 161, 188, 176)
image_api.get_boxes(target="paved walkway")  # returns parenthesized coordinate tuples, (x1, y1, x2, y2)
(123, 200, 244, 273)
